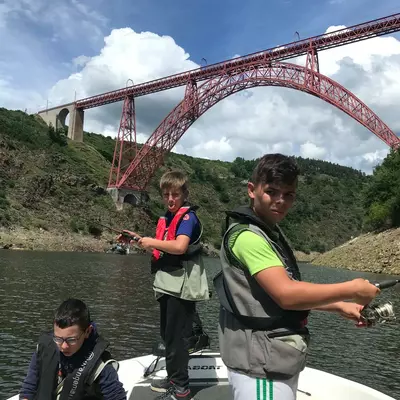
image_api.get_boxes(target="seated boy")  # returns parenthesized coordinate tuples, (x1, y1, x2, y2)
(19, 298, 126, 400)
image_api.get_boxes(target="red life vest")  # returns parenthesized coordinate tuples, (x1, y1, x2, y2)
(152, 206, 193, 261)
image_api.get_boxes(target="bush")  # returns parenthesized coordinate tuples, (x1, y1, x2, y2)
(0, 196, 9, 209)
(70, 217, 86, 233)
(219, 191, 230, 203)
(311, 242, 327, 253)
(31, 218, 50, 231)
(88, 223, 102, 237)
(364, 202, 393, 231)
(48, 125, 67, 146)
(0, 209, 11, 226)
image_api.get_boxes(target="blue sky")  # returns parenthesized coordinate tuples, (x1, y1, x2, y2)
(2, 0, 399, 94)
(79, 0, 400, 61)
(112, 0, 399, 63)
(1, 0, 400, 172)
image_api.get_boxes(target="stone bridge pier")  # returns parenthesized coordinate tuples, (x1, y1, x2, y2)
(107, 188, 149, 210)
(37, 103, 84, 141)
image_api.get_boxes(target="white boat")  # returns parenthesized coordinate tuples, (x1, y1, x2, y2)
(8, 350, 396, 399)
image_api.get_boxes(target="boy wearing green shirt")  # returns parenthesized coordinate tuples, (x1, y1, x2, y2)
(216, 153, 380, 400)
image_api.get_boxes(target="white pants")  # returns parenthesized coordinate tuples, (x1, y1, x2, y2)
(228, 368, 300, 400)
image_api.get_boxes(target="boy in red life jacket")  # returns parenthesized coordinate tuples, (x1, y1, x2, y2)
(121, 170, 209, 400)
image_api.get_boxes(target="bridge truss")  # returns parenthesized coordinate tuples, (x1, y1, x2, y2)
(40, 13, 400, 191)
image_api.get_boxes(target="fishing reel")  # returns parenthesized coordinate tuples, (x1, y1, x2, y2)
(359, 279, 398, 327)
(360, 302, 395, 326)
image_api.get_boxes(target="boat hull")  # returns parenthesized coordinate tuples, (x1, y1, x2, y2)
(8, 351, 396, 400)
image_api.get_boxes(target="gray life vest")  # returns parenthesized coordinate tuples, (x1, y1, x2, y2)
(214, 206, 310, 380)
(151, 204, 209, 301)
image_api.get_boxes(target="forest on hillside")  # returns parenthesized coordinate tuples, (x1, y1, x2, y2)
(0, 107, 399, 253)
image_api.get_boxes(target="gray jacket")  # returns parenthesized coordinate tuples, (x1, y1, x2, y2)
(153, 251, 209, 301)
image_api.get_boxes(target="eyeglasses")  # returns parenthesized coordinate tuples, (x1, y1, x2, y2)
(53, 331, 84, 346)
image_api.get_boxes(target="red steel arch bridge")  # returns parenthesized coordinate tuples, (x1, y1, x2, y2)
(38, 12, 400, 197)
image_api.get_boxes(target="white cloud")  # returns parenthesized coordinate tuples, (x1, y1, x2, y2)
(48, 28, 400, 173)
(0, 0, 111, 113)
(0, 78, 44, 111)
(2, 17, 400, 174)
(72, 55, 91, 68)
(0, 2, 11, 28)
(0, 0, 107, 42)
(181, 137, 234, 160)
(300, 142, 327, 159)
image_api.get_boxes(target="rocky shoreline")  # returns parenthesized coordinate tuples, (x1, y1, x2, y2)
(0, 227, 220, 257)
(0, 228, 116, 253)
(311, 227, 400, 276)
(1, 227, 399, 276)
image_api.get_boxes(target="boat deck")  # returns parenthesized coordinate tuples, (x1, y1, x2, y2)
(119, 352, 395, 400)
(123, 352, 313, 400)
(128, 384, 316, 399)
(129, 384, 232, 399)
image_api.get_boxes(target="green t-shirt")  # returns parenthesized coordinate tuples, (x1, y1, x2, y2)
(229, 229, 283, 275)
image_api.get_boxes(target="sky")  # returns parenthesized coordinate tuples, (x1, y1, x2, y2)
(1, 0, 400, 173)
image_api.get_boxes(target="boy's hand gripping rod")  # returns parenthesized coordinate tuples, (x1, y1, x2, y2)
(89, 221, 141, 242)
(119, 231, 140, 242)
(297, 279, 399, 397)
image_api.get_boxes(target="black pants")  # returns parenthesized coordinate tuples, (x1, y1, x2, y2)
(159, 294, 195, 388)
(192, 309, 203, 335)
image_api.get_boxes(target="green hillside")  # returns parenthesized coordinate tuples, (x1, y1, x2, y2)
(0, 107, 370, 253)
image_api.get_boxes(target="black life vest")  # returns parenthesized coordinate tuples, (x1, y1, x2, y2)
(34, 333, 113, 400)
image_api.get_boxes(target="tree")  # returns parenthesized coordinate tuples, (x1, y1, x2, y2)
(362, 148, 400, 231)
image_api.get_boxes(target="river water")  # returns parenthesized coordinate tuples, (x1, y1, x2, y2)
(0, 251, 399, 399)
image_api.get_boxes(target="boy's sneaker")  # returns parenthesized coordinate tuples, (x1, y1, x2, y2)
(155, 385, 193, 400)
(151, 377, 173, 393)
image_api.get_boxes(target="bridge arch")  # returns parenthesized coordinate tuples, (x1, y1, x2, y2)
(38, 104, 84, 142)
(119, 61, 400, 190)
(57, 108, 70, 130)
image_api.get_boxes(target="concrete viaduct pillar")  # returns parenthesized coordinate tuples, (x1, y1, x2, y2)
(37, 103, 84, 142)
(107, 188, 150, 210)
(37, 103, 150, 210)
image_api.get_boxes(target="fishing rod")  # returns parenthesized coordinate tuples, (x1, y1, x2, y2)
(359, 279, 399, 326)
(374, 279, 399, 289)
(31, 196, 141, 242)
(78, 216, 141, 242)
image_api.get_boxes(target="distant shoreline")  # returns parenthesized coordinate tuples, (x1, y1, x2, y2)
(1, 227, 399, 275)
(0, 227, 120, 253)
(0, 227, 220, 257)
